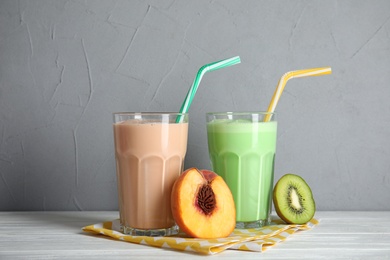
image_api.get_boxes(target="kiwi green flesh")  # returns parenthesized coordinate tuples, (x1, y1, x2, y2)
(273, 174, 315, 224)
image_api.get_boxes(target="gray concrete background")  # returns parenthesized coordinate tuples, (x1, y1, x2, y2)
(0, 0, 389, 211)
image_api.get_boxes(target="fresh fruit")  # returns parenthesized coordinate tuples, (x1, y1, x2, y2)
(171, 168, 236, 238)
(273, 174, 316, 224)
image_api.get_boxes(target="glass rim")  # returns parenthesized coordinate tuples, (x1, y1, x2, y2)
(113, 112, 188, 116)
(206, 111, 276, 116)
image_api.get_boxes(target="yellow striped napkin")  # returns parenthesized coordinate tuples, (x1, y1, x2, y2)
(82, 217, 318, 255)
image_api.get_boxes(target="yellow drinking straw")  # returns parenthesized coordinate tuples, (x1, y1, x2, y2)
(264, 67, 332, 122)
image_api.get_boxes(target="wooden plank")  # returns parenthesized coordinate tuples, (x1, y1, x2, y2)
(0, 211, 389, 259)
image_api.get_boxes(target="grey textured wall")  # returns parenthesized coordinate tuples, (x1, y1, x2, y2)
(1, 0, 389, 211)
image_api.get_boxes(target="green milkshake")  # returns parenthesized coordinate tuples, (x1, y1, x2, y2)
(206, 112, 277, 227)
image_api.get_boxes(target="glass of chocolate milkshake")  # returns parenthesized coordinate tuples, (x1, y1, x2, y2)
(113, 112, 188, 236)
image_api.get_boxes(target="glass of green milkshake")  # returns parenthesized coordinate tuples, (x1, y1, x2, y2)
(206, 112, 277, 228)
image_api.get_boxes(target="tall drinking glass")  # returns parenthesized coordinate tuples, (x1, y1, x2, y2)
(206, 112, 277, 228)
(113, 112, 188, 236)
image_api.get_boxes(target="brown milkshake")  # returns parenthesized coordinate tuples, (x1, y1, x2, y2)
(113, 113, 188, 235)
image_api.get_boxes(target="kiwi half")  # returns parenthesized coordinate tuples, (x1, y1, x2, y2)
(273, 174, 316, 224)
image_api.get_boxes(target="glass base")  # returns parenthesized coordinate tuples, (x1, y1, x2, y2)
(235, 218, 271, 229)
(122, 224, 179, 236)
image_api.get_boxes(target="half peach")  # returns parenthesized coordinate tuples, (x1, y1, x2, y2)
(171, 168, 236, 238)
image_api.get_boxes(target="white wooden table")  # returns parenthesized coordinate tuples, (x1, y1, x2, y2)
(0, 211, 389, 259)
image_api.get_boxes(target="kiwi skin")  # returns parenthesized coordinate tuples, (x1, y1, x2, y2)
(273, 174, 316, 224)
